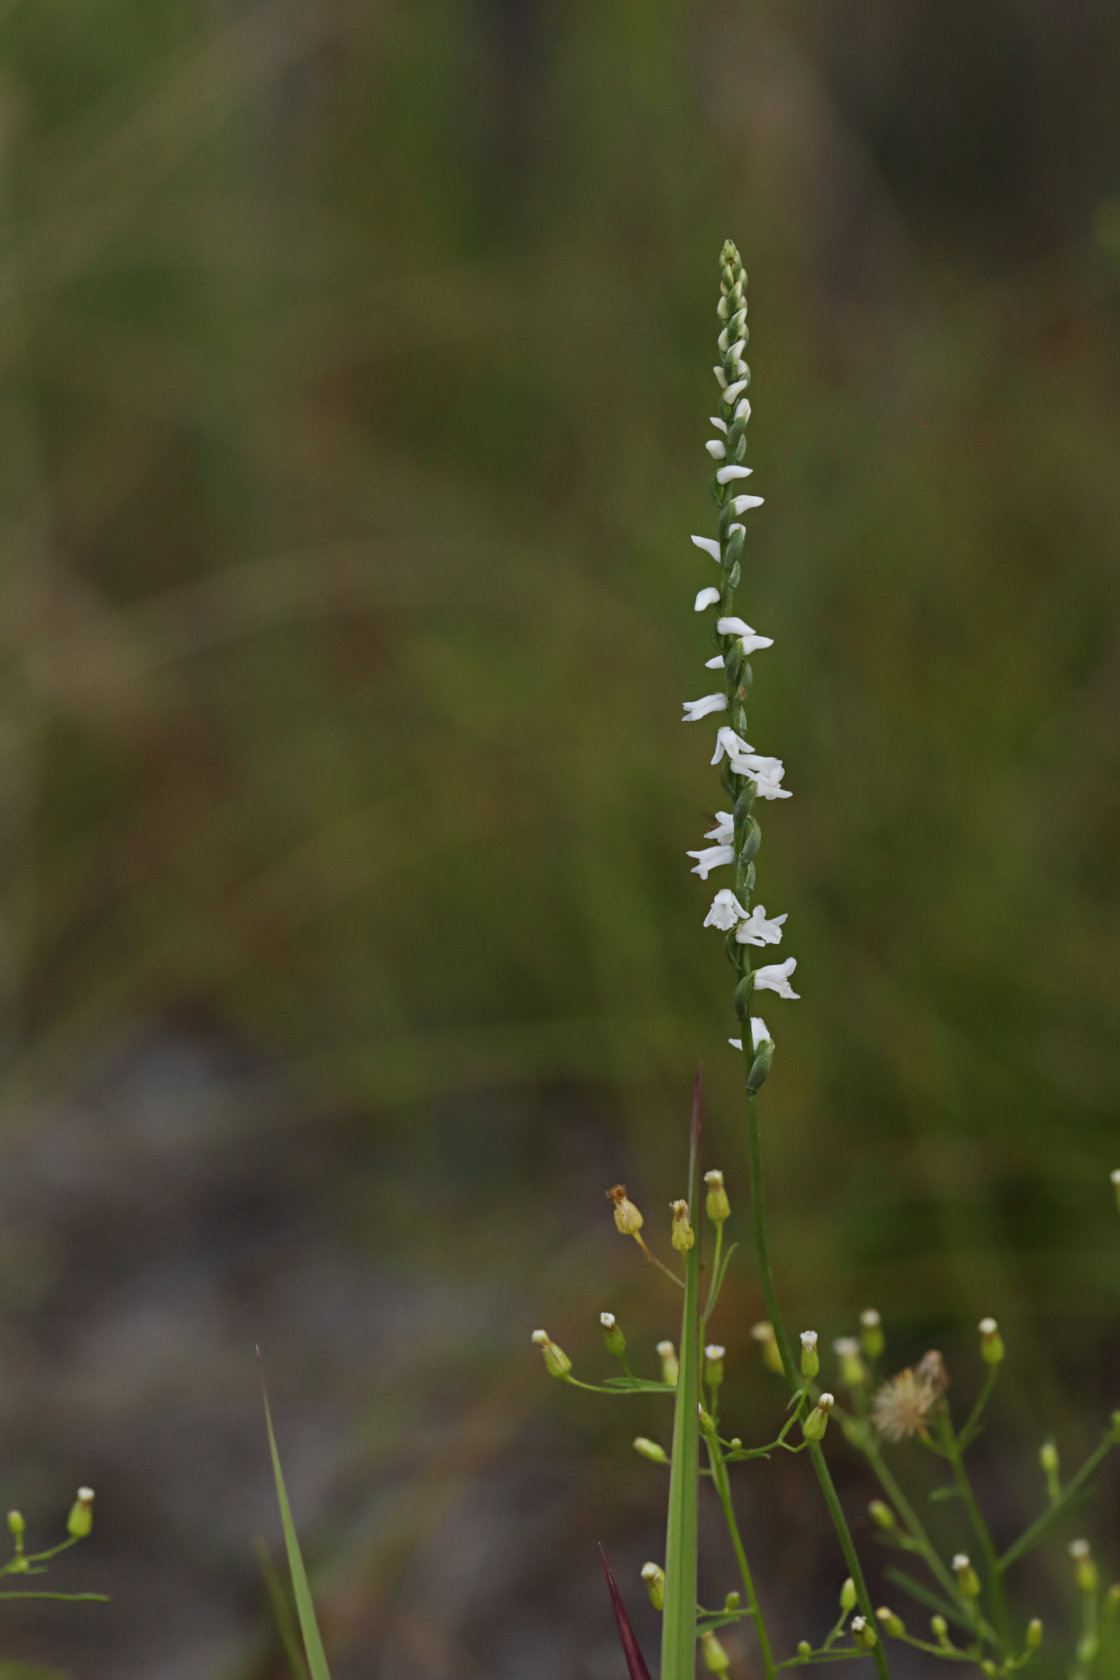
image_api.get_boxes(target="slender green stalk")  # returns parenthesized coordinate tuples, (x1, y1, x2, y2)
(660, 1099, 703, 1680)
(936, 1414, 1010, 1655)
(861, 1440, 962, 1604)
(705, 1435, 776, 1680)
(999, 1424, 1120, 1570)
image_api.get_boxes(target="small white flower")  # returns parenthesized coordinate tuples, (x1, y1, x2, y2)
(952, 1554, 971, 1573)
(703, 887, 746, 929)
(682, 693, 727, 722)
(728, 521, 745, 540)
(716, 615, 774, 654)
(690, 534, 722, 563)
(715, 464, 753, 484)
(694, 587, 721, 611)
(753, 958, 799, 1000)
(729, 1017, 771, 1052)
(688, 845, 735, 881)
(705, 1343, 726, 1360)
(708, 416, 727, 434)
(725, 377, 748, 402)
(734, 904, 787, 946)
(717, 326, 729, 352)
(711, 726, 753, 765)
(705, 439, 726, 460)
(730, 493, 765, 514)
(713, 365, 726, 388)
(734, 396, 751, 423)
(600, 1312, 616, 1329)
(729, 751, 791, 799)
(729, 338, 747, 359)
(704, 811, 734, 843)
(753, 767, 792, 801)
(833, 1337, 860, 1357)
(801, 1330, 818, 1350)
(704, 654, 724, 669)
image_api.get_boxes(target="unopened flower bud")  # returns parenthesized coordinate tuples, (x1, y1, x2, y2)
(705, 1344, 726, 1387)
(531, 1328, 571, 1378)
(608, 1184, 644, 1236)
(704, 1169, 731, 1225)
(833, 1337, 867, 1390)
(670, 1199, 695, 1253)
(800, 1329, 819, 1380)
(657, 1340, 679, 1386)
(724, 1591, 741, 1612)
(839, 1577, 857, 1613)
(859, 1309, 884, 1361)
(868, 1500, 897, 1533)
(850, 1616, 877, 1650)
(632, 1437, 670, 1465)
(698, 1404, 717, 1438)
(1070, 1539, 1099, 1595)
(1026, 1617, 1043, 1649)
(876, 1607, 905, 1638)
(67, 1487, 95, 1539)
(641, 1561, 665, 1610)
(6, 1511, 24, 1542)
(952, 1553, 980, 1598)
(796, 1642, 812, 1659)
(600, 1311, 626, 1357)
(701, 1630, 730, 1673)
(751, 1320, 784, 1376)
(1111, 1168, 1120, 1213)
(978, 1317, 1004, 1365)
(930, 1615, 950, 1646)
(802, 1392, 834, 1441)
(1039, 1439, 1059, 1475)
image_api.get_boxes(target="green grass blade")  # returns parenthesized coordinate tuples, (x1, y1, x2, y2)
(660, 1072, 703, 1680)
(259, 1357, 333, 1680)
(256, 1536, 311, 1680)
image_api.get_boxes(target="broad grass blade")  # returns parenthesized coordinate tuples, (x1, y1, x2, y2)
(258, 1354, 333, 1680)
(600, 1546, 653, 1680)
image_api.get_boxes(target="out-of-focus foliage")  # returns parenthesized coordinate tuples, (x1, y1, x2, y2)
(0, 2, 1118, 1675)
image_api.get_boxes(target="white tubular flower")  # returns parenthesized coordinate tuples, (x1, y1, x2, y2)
(705, 439, 727, 460)
(730, 493, 764, 514)
(728, 1017, 771, 1053)
(703, 888, 746, 930)
(713, 365, 726, 388)
(734, 396, 751, 423)
(690, 534, 722, 563)
(715, 464, 753, 485)
(709, 416, 727, 433)
(682, 693, 728, 722)
(734, 905, 787, 946)
(704, 654, 724, 669)
(689, 846, 734, 880)
(711, 726, 753, 765)
(704, 812, 734, 843)
(753, 766, 792, 801)
(716, 616, 774, 653)
(725, 377, 748, 402)
(753, 958, 799, 999)
(729, 751, 791, 799)
(694, 586, 721, 611)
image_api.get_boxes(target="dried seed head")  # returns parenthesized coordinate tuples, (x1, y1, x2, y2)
(871, 1365, 942, 1442)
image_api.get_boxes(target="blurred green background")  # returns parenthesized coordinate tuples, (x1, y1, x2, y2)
(0, 1, 1118, 1676)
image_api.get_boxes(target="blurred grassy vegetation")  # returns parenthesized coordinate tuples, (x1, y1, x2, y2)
(0, 0, 1119, 1664)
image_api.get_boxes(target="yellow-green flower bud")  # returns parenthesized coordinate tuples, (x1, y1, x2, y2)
(1026, 1617, 1043, 1649)
(6, 1511, 24, 1542)
(724, 1591, 741, 1612)
(632, 1436, 670, 1466)
(67, 1487, 95, 1540)
(657, 1340, 679, 1386)
(876, 1607, 905, 1639)
(670, 1199, 695, 1253)
(978, 1317, 1004, 1365)
(799, 1330, 819, 1380)
(1111, 1168, 1120, 1213)
(1070, 1539, 1099, 1595)
(860, 1309, 884, 1361)
(751, 1320, 784, 1376)
(980, 1662, 997, 1677)
(600, 1311, 626, 1358)
(704, 1169, 731, 1225)
(705, 1344, 726, 1388)
(531, 1329, 571, 1378)
(930, 1615, 950, 1647)
(641, 1561, 665, 1611)
(796, 1641, 812, 1660)
(1039, 1439, 1059, 1475)
(802, 1392, 834, 1441)
(952, 1553, 980, 1598)
(868, 1500, 897, 1533)
(701, 1630, 730, 1674)
(698, 1404, 717, 1438)
(839, 1577, 857, 1613)
(608, 1185, 644, 1236)
(833, 1337, 867, 1390)
(850, 1616, 877, 1650)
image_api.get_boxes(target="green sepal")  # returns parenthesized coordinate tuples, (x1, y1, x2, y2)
(733, 785, 755, 826)
(739, 817, 761, 862)
(746, 1040, 773, 1093)
(724, 929, 741, 968)
(727, 560, 741, 590)
(719, 763, 736, 798)
(733, 972, 756, 1022)
(724, 642, 745, 688)
(732, 702, 749, 735)
(722, 526, 745, 566)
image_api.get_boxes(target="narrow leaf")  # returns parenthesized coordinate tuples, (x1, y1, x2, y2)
(602, 1377, 676, 1393)
(258, 1353, 333, 1680)
(256, 1536, 311, 1680)
(599, 1546, 653, 1680)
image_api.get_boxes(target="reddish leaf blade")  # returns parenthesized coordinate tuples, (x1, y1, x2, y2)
(599, 1546, 653, 1680)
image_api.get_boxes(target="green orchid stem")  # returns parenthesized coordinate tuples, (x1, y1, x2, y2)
(936, 1413, 1011, 1657)
(746, 1090, 892, 1680)
(706, 1434, 776, 1680)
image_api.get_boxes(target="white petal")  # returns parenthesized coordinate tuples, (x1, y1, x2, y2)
(694, 587, 721, 611)
(702, 886, 746, 928)
(734, 397, 751, 423)
(713, 366, 726, 388)
(688, 845, 735, 881)
(753, 959, 800, 1000)
(750, 1016, 771, 1047)
(716, 616, 751, 636)
(703, 811, 734, 842)
(728, 1038, 743, 1052)
(715, 465, 753, 485)
(704, 654, 724, 669)
(705, 439, 726, 460)
(725, 378, 748, 403)
(731, 494, 765, 514)
(682, 693, 728, 722)
(712, 726, 754, 765)
(690, 535, 722, 563)
(708, 416, 728, 434)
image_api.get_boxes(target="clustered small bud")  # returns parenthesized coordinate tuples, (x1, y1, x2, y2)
(641, 1560, 665, 1611)
(670, 1199, 695, 1253)
(930, 1614, 950, 1647)
(977, 1316, 1004, 1365)
(751, 1320, 784, 1376)
(1026, 1617, 1043, 1650)
(952, 1552, 980, 1598)
(1070, 1538, 1099, 1595)
(531, 1328, 571, 1378)
(850, 1615, 877, 1650)
(802, 1392, 834, 1442)
(6, 1510, 24, 1543)
(701, 1630, 731, 1673)
(657, 1340, 680, 1386)
(799, 1329, 819, 1380)
(839, 1577, 857, 1613)
(66, 1487, 95, 1540)
(868, 1500, 896, 1533)
(632, 1436, 670, 1466)
(876, 1606, 905, 1638)
(796, 1641, 812, 1659)
(704, 1168, 731, 1224)
(724, 1591, 741, 1611)
(859, 1308, 884, 1361)
(833, 1337, 867, 1390)
(600, 1311, 626, 1358)
(698, 1404, 718, 1438)
(705, 1344, 726, 1387)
